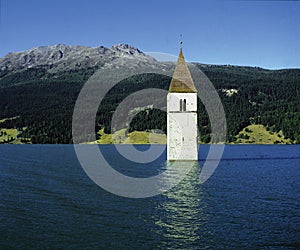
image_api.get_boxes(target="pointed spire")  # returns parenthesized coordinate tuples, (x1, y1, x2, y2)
(169, 41, 197, 93)
(179, 48, 184, 59)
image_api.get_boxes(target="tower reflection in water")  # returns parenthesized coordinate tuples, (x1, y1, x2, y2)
(154, 161, 213, 249)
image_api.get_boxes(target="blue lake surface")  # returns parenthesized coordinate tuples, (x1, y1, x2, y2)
(0, 145, 299, 249)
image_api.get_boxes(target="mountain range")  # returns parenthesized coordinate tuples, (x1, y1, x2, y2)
(0, 44, 157, 74)
(0, 44, 299, 144)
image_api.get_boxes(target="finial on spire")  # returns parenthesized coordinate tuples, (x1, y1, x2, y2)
(180, 34, 183, 49)
(179, 34, 184, 59)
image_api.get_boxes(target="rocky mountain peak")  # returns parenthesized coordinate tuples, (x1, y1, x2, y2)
(0, 43, 155, 73)
(110, 44, 144, 56)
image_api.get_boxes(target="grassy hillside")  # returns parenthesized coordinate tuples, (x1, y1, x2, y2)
(88, 125, 290, 145)
(0, 117, 30, 144)
(235, 124, 292, 144)
(89, 129, 166, 144)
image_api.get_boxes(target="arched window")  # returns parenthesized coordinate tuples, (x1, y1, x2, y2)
(179, 99, 183, 111)
(183, 99, 187, 111)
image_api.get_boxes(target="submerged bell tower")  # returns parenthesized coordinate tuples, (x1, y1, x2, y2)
(167, 43, 198, 160)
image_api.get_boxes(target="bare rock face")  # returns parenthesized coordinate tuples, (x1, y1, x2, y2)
(110, 44, 143, 56)
(0, 43, 157, 74)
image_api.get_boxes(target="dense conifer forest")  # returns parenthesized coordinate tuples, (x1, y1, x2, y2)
(0, 64, 299, 143)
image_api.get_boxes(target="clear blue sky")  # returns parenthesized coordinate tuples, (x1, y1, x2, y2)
(0, 0, 299, 69)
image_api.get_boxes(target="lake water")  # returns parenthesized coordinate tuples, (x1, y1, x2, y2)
(0, 145, 299, 249)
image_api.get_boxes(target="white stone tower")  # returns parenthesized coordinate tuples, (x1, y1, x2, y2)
(167, 46, 198, 161)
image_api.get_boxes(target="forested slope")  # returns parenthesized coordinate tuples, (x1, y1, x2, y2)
(0, 63, 299, 144)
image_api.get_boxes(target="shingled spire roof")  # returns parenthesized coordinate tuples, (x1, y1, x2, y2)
(169, 47, 197, 93)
